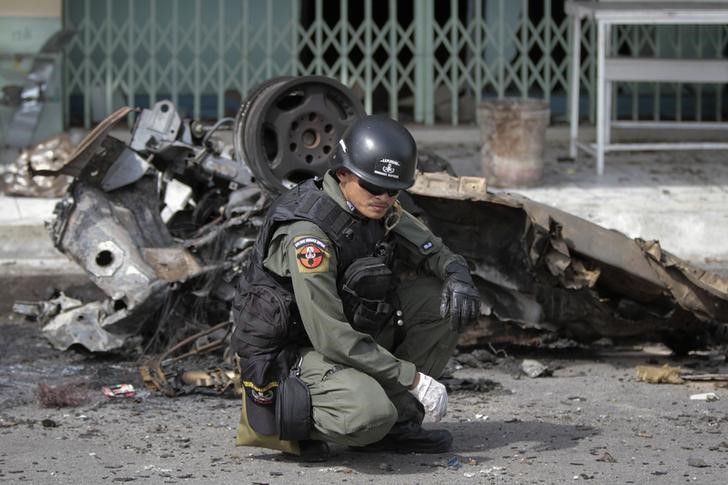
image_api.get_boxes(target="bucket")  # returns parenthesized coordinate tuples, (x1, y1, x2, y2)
(478, 98, 550, 187)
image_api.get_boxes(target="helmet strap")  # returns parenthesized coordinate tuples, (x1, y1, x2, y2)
(384, 201, 402, 236)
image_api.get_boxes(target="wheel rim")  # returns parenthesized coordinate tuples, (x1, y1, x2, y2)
(235, 76, 365, 194)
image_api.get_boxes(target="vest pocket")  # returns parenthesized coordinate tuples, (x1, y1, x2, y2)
(232, 285, 292, 357)
(340, 257, 397, 335)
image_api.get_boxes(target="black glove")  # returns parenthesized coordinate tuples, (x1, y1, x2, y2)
(439, 261, 480, 332)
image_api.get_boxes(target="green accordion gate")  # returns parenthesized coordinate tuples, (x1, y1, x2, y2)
(63, 0, 727, 127)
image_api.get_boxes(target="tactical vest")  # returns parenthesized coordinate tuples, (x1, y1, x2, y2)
(231, 179, 394, 362)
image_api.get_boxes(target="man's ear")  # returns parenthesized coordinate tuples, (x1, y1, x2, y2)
(335, 168, 350, 180)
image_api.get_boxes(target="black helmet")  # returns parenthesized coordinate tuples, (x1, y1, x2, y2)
(330, 115, 417, 190)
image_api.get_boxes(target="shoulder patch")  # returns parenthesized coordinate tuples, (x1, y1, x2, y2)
(422, 241, 434, 251)
(293, 236, 329, 273)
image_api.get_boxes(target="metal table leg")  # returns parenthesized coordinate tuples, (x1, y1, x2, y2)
(569, 14, 582, 159)
(596, 20, 606, 175)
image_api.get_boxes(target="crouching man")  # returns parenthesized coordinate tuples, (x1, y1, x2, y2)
(231, 115, 480, 461)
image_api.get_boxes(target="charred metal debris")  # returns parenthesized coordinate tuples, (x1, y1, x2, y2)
(10, 76, 728, 397)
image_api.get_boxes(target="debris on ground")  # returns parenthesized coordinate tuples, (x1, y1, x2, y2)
(377, 463, 394, 472)
(139, 321, 237, 397)
(317, 466, 353, 474)
(689, 392, 719, 401)
(681, 373, 728, 382)
(41, 418, 59, 428)
(480, 466, 507, 477)
(452, 349, 497, 368)
(36, 382, 89, 408)
(687, 457, 710, 468)
(521, 359, 552, 378)
(12, 293, 83, 322)
(101, 384, 136, 398)
(442, 377, 502, 393)
(0, 132, 81, 197)
(635, 365, 684, 384)
(595, 451, 617, 463)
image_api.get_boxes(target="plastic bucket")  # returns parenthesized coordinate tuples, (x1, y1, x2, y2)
(478, 98, 550, 187)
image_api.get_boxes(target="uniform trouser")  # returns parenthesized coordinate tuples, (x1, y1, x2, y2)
(300, 277, 459, 447)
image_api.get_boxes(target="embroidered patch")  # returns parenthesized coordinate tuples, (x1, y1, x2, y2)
(374, 158, 401, 179)
(249, 388, 275, 405)
(242, 380, 278, 405)
(294, 236, 329, 273)
(422, 241, 434, 251)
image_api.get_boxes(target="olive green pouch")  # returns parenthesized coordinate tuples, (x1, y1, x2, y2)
(235, 394, 300, 455)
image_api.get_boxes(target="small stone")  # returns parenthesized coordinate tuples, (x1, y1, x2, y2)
(448, 456, 461, 469)
(41, 419, 59, 428)
(591, 337, 613, 347)
(596, 452, 616, 463)
(687, 458, 709, 468)
(471, 349, 496, 363)
(521, 359, 551, 378)
(456, 354, 481, 368)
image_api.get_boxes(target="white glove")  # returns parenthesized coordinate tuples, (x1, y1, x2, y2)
(408, 372, 448, 422)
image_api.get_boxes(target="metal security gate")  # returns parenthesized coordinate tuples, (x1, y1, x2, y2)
(63, 0, 727, 127)
(612, 24, 728, 123)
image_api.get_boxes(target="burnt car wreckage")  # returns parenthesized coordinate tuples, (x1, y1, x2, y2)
(11, 76, 728, 396)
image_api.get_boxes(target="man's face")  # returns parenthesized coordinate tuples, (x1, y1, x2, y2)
(337, 169, 399, 220)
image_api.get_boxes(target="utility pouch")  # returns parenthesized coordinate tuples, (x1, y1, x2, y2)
(240, 353, 279, 435)
(231, 284, 291, 358)
(275, 358, 312, 441)
(235, 351, 299, 454)
(340, 256, 397, 335)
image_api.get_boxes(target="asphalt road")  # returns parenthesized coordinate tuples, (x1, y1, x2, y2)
(1, 313, 727, 484)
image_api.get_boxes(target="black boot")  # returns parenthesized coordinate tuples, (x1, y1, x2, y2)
(349, 421, 452, 454)
(296, 439, 330, 462)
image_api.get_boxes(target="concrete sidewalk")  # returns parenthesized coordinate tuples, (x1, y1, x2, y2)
(1, 126, 727, 311)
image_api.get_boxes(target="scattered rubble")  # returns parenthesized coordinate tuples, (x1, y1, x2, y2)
(101, 384, 136, 398)
(687, 457, 710, 468)
(595, 451, 617, 463)
(0, 132, 81, 197)
(13, 292, 83, 323)
(36, 381, 88, 408)
(689, 392, 719, 401)
(520, 359, 552, 378)
(635, 364, 728, 386)
(635, 365, 684, 384)
(682, 373, 728, 382)
(442, 377, 502, 393)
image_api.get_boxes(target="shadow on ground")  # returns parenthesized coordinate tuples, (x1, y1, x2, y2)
(252, 419, 598, 477)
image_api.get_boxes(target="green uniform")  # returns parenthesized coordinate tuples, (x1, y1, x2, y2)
(261, 172, 462, 446)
